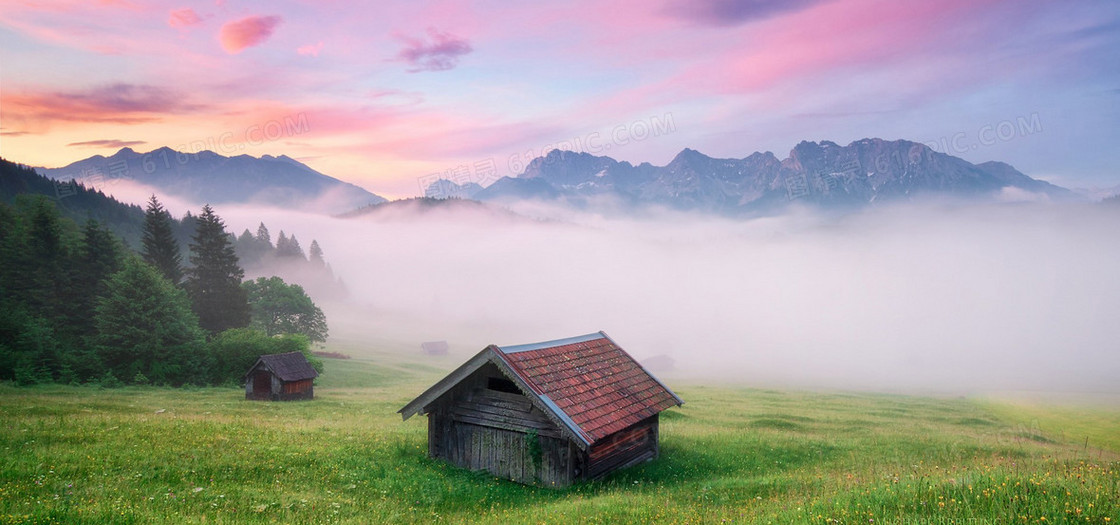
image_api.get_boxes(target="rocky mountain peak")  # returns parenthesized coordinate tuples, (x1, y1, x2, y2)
(476, 138, 1073, 213)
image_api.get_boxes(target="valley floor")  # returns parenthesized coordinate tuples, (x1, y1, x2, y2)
(1, 346, 1117, 524)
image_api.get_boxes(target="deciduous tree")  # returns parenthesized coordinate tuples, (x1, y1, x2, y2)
(242, 276, 329, 343)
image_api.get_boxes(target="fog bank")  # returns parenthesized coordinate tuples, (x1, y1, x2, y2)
(113, 186, 1119, 395)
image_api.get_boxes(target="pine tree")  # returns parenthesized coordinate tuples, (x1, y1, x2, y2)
(0, 203, 17, 321)
(286, 234, 305, 259)
(256, 222, 272, 248)
(63, 220, 123, 337)
(184, 205, 250, 335)
(309, 240, 325, 268)
(275, 230, 306, 259)
(276, 231, 289, 254)
(0, 198, 66, 384)
(176, 210, 197, 255)
(13, 196, 71, 322)
(141, 195, 183, 285)
(234, 229, 260, 267)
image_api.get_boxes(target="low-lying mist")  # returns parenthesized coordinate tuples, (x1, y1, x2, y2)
(106, 180, 1120, 395)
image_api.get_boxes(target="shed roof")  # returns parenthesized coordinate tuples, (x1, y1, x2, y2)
(247, 352, 319, 382)
(399, 331, 683, 447)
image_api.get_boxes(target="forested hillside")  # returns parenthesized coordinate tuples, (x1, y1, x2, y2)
(0, 157, 328, 387)
(1, 157, 344, 298)
(0, 158, 146, 245)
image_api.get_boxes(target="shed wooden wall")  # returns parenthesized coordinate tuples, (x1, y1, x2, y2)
(436, 420, 573, 486)
(427, 363, 576, 486)
(278, 379, 313, 401)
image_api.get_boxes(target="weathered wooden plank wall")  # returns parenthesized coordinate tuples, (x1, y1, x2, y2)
(427, 364, 576, 486)
(584, 415, 659, 480)
(282, 379, 312, 394)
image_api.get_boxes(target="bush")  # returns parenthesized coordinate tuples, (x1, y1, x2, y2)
(269, 333, 323, 375)
(131, 371, 150, 385)
(98, 371, 124, 389)
(0, 301, 60, 385)
(13, 361, 51, 386)
(207, 328, 321, 385)
(92, 257, 208, 386)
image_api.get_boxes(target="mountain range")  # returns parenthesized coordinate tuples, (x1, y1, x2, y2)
(36, 147, 386, 213)
(431, 138, 1074, 214)
(32, 138, 1080, 218)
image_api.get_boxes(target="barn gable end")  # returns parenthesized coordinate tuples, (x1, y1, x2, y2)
(399, 331, 683, 486)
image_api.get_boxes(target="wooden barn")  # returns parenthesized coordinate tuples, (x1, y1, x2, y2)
(244, 352, 318, 401)
(399, 331, 683, 487)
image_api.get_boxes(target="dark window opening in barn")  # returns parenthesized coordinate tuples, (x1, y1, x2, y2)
(488, 377, 520, 394)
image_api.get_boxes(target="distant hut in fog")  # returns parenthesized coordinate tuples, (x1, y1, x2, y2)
(399, 331, 683, 487)
(244, 352, 318, 401)
(421, 341, 449, 356)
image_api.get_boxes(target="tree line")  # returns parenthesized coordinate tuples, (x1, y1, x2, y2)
(0, 193, 327, 387)
(1, 158, 345, 302)
(232, 221, 348, 303)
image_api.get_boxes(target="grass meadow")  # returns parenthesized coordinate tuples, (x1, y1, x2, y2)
(1, 341, 1117, 524)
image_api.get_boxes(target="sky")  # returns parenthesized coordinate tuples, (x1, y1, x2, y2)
(1, 0, 1118, 198)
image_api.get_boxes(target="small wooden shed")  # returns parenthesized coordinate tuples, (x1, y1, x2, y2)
(244, 352, 318, 401)
(399, 331, 683, 487)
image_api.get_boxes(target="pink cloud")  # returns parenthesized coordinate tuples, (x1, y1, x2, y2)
(701, 0, 1005, 94)
(545, 0, 1017, 140)
(576, 0, 1006, 115)
(168, 8, 202, 29)
(297, 41, 324, 57)
(219, 15, 281, 54)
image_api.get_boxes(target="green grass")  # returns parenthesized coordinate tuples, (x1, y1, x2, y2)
(0, 351, 1117, 524)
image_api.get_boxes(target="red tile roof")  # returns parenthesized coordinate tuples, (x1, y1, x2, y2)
(495, 332, 682, 444)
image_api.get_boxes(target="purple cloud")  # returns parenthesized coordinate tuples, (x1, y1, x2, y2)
(396, 28, 472, 72)
(7, 83, 204, 126)
(61, 83, 192, 113)
(67, 139, 148, 148)
(664, 0, 825, 26)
